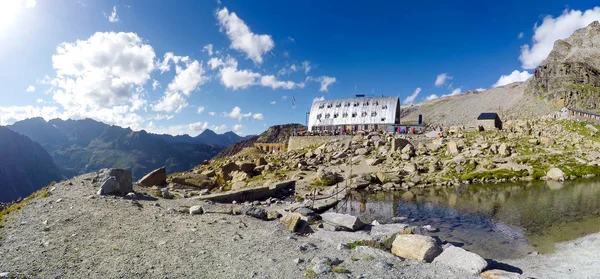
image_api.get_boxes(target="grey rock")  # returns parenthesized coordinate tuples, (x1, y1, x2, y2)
(391, 138, 411, 152)
(432, 246, 487, 275)
(96, 169, 133, 195)
(370, 223, 409, 241)
(547, 168, 565, 181)
(321, 212, 365, 231)
(312, 263, 332, 275)
(375, 260, 393, 270)
(242, 207, 268, 220)
(160, 187, 171, 198)
(311, 256, 332, 265)
(293, 258, 304, 264)
(137, 167, 167, 187)
(125, 192, 137, 199)
(189, 205, 203, 215)
(355, 147, 369, 155)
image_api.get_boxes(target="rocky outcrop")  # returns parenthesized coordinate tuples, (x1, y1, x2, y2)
(546, 168, 565, 182)
(138, 167, 167, 187)
(526, 21, 600, 110)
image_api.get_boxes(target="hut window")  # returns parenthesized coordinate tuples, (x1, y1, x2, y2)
(325, 113, 331, 119)
(352, 112, 357, 117)
(371, 112, 377, 117)
(318, 104, 324, 109)
(381, 117, 386, 122)
(344, 102, 350, 107)
(336, 103, 342, 108)
(334, 113, 339, 118)
(382, 105, 388, 109)
(374, 101, 379, 106)
(343, 112, 348, 118)
(317, 113, 322, 119)
(361, 112, 368, 117)
(327, 103, 333, 108)
(353, 102, 359, 107)
(363, 102, 369, 106)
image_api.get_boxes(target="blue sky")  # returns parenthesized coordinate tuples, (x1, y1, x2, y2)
(1, 0, 600, 136)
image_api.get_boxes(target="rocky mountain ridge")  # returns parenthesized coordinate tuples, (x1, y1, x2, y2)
(7, 118, 224, 180)
(0, 126, 63, 202)
(215, 123, 306, 158)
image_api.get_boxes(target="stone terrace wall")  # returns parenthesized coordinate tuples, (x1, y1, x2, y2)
(287, 135, 352, 151)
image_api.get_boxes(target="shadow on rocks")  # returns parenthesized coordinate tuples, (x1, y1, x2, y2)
(485, 259, 523, 274)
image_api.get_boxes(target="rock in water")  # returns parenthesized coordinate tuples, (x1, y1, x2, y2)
(280, 213, 302, 232)
(138, 167, 167, 187)
(432, 246, 487, 275)
(391, 234, 441, 262)
(546, 168, 565, 181)
(96, 169, 133, 195)
(320, 212, 365, 231)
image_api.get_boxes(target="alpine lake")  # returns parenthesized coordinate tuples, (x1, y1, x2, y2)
(333, 178, 600, 260)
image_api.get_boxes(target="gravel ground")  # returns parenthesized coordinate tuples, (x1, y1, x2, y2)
(505, 232, 600, 279)
(0, 173, 475, 279)
(401, 82, 555, 126)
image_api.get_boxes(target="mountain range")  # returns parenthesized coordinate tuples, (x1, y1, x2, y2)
(6, 118, 249, 181)
(0, 126, 63, 202)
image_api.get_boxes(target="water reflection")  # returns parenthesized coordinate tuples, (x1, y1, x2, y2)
(334, 179, 600, 259)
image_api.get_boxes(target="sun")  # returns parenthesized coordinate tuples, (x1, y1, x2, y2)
(0, 0, 23, 36)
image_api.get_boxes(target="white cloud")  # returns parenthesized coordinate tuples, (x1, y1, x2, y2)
(208, 111, 216, 116)
(492, 70, 533, 87)
(152, 79, 160, 90)
(519, 7, 600, 69)
(425, 94, 439, 101)
(307, 76, 336, 92)
(252, 113, 263, 120)
(282, 96, 287, 100)
(212, 124, 228, 133)
(0, 106, 61, 125)
(518, 32, 524, 39)
(270, 101, 276, 105)
(189, 121, 209, 131)
(25, 85, 35, 92)
(203, 44, 214, 56)
(167, 60, 207, 96)
(51, 32, 155, 109)
(260, 75, 304, 90)
(197, 106, 205, 114)
(233, 124, 244, 133)
(475, 88, 486, 92)
(435, 73, 453, 87)
(25, 0, 36, 8)
(152, 91, 188, 113)
(224, 106, 254, 121)
(106, 6, 119, 23)
(445, 88, 462, 97)
(313, 96, 325, 102)
(157, 52, 190, 73)
(219, 66, 261, 90)
(404, 87, 421, 105)
(288, 36, 295, 43)
(152, 114, 174, 120)
(36, 98, 44, 103)
(216, 7, 274, 64)
(302, 61, 311, 74)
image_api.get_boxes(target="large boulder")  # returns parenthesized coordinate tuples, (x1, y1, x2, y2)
(219, 162, 239, 180)
(547, 167, 565, 181)
(320, 212, 365, 231)
(391, 234, 441, 262)
(137, 167, 167, 187)
(280, 212, 303, 232)
(432, 246, 487, 275)
(96, 169, 133, 195)
(238, 162, 256, 173)
(391, 138, 411, 152)
(446, 141, 459, 155)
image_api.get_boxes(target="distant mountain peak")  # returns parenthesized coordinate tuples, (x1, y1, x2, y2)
(199, 129, 217, 136)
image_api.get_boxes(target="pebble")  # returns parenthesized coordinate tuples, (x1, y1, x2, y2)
(312, 257, 331, 265)
(55, 198, 63, 203)
(337, 243, 350, 250)
(375, 260, 393, 270)
(312, 263, 332, 275)
(293, 258, 304, 264)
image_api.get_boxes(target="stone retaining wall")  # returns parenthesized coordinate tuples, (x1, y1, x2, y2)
(287, 135, 352, 151)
